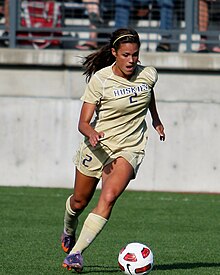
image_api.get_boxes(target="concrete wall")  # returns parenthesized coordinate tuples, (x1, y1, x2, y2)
(0, 49, 220, 193)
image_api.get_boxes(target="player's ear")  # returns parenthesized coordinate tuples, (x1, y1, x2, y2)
(111, 48, 117, 58)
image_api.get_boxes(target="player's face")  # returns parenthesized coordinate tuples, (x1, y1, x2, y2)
(112, 43, 139, 79)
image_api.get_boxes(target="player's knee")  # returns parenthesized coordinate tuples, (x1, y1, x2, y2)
(103, 190, 118, 207)
(70, 196, 89, 211)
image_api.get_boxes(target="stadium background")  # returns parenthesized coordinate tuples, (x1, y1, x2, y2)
(0, 0, 220, 193)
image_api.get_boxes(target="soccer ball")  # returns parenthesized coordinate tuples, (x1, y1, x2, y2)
(118, 242, 153, 275)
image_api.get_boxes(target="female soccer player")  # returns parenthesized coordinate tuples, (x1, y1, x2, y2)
(61, 28, 165, 272)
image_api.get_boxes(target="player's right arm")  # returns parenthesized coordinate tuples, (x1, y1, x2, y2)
(78, 102, 104, 147)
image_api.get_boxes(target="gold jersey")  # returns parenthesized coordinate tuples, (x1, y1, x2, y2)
(81, 64, 158, 152)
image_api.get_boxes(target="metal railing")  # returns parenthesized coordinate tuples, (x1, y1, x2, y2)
(0, 0, 219, 52)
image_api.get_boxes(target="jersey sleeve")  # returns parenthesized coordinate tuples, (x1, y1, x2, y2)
(81, 74, 103, 105)
(144, 66, 158, 88)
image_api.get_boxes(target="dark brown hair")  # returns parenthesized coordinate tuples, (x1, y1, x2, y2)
(81, 28, 140, 82)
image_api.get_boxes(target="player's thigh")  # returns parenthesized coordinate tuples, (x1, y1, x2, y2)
(73, 168, 99, 205)
(101, 157, 134, 199)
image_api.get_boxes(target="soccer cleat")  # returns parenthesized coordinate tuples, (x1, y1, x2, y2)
(62, 251, 83, 273)
(61, 232, 75, 254)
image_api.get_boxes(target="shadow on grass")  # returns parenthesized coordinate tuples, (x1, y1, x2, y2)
(155, 262, 220, 271)
(83, 265, 121, 273)
(82, 262, 220, 273)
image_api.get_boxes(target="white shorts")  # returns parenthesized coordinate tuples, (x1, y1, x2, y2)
(74, 140, 145, 179)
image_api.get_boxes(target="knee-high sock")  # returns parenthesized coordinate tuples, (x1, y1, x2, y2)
(64, 195, 83, 236)
(70, 213, 107, 254)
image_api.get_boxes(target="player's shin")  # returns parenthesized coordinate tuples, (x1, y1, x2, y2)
(64, 195, 83, 236)
(70, 212, 108, 254)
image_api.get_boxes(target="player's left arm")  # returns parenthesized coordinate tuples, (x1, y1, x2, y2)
(149, 89, 165, 141)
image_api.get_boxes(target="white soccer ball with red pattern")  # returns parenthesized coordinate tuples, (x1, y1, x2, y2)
(118, 242, 153, 275)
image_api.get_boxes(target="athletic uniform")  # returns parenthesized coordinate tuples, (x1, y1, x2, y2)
(75, 64, 158, 178)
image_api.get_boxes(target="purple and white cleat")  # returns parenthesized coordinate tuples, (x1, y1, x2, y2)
(62, 251, 83, 273)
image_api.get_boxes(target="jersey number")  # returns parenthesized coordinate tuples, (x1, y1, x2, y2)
(129, 92, 138, 103)
(82, 154, 92, 167)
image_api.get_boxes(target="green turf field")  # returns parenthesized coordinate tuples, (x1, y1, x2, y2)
(0, 186, 219, 274)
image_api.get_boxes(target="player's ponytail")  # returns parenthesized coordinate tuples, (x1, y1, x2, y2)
(82, 28, 141, 82)
(82, 43, 114, 82)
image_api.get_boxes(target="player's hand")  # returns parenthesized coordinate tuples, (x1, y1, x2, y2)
(155, 124, 165, 141)
(89, 131, 105, 147)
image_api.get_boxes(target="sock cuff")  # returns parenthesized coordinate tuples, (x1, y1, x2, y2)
(88, 213, 108, 222)
(85, 213, 108, 231)
(66, 195, 76, 216)
(89, 213, 108, 222)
